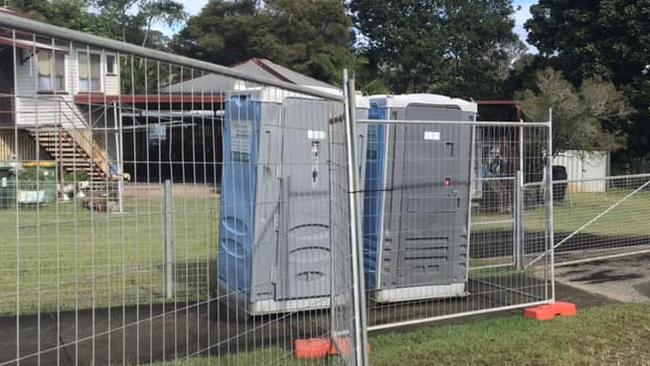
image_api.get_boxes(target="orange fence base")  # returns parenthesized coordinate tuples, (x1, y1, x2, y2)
(524, 301, 577, 321)
(294, 337, 371, 360)
(329, 337, 371, 356)
(294, 338, 332, 360)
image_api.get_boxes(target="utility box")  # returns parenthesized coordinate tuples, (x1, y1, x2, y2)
(218, 88, 369, 315)
(0, 166, 16, 209)
(362, 94, 477, 303)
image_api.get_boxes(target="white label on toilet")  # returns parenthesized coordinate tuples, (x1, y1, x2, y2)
(308, 130, 326, 140)
(424, 131, 440, 141)
(231, 120, 252, 162)
(232, 121, 252, 153)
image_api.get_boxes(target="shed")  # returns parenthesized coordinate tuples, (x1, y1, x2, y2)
(553, 150, 610, 193)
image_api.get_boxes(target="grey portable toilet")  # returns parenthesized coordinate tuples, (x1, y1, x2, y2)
(218, 87, 369, 314)
(362, 94, 477, 303)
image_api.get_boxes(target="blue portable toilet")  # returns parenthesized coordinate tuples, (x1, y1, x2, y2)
(218, 87, 369, 314)
(362, 94, 477, 303)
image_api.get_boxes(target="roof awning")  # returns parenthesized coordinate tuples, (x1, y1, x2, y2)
(0, 36, 69, 53)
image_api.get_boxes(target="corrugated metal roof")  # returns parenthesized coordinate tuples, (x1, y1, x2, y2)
(163, 58, 337, 94)
(252, 58, 336, 89)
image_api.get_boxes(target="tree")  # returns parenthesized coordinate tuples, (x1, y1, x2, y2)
(90, 0, 185, 48)
(6, 0, 185, 49)
(525, 0, 650, 158)
(349, 0, 520, 98)
(526, 0, 650, 85)
(171, 0, 356, 84)
(519, 68, 632, 155)
(5, 0, 95, 30)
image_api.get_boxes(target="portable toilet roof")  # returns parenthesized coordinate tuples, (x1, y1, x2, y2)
(371, 94, 477, 113)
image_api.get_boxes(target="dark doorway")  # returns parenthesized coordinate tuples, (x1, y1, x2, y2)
(122, 115, 223, 186)
(0, 46, 15, 124)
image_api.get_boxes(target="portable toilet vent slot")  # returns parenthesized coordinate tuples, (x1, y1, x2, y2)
(362, 94, 477, 303)
(218, 89, 369, 315)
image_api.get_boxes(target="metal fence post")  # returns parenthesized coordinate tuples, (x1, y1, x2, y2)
(343, 70, 369, 366)
(545, 108, 555, 301)
(164, 179, 173, 299)
(514, 170, 525, 270)
(113, 101, 124, 214)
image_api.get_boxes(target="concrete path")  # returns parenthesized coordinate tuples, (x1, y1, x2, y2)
(555, 254, 650, 303)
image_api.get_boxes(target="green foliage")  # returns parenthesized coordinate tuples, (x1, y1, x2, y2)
(89, 0, 186, 48)
(350, 0, 520, 98)
(525, 0, 650, 159)
(171, 0, 356, 85)
(63, 170, 89, 182)
(5, 0, 95, 29)
(525, 0, 650, 85)
(6, 0, 185, 49)
(519, 68, 632, 154)
(119, 54, 177, 94)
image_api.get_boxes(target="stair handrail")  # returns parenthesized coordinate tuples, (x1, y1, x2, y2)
(3, 93, 111, 176)
(27, 94, 111, 176)
(56, 99, 110, 175)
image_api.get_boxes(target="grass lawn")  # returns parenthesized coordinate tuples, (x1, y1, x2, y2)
(162, 303, 650, 365)
(1, 184, 648, 316)
(473, 188, 650, 237)
(0, 186, 219, 316)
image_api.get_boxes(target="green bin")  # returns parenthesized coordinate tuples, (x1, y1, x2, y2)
(0, 166, 16, 209)
(17, 162, 58, 205)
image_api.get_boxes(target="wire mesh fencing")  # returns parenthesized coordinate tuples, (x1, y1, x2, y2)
(0, 10, 569, 366)
(0, 12, 364, 366)
(355, 113, 554, 332)
(530, 173, 650, 267)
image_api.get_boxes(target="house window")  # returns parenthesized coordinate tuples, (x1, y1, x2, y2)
(78, 52, 102, 92)
(106, 54, 116, 75)
(37, 51, 65, 92)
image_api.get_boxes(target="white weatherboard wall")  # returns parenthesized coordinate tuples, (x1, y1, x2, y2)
(554, 150, 610, 192)
(14, 46, 120, 129)
(14, 49, 72, 127)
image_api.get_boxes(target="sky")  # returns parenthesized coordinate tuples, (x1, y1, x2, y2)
(155, 0, 538, 51)
(513, 0, 538, 51)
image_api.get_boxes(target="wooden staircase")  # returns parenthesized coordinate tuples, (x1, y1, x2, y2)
(29, 128, 111, 185)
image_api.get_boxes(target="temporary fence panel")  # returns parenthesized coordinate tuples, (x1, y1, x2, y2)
(0, 12, 363, 366)
(0, 11, 565, 366)
(356, 109, 554, 331)
(531, 173, 650, 267)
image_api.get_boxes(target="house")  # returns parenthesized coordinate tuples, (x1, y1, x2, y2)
(0, 8, 342, 188)
(0, 22, 119, 183)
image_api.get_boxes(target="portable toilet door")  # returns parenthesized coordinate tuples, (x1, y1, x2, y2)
(364, 94, 477, 303)
(274, 95, 369, 308)
(274, 97, 333, 303)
